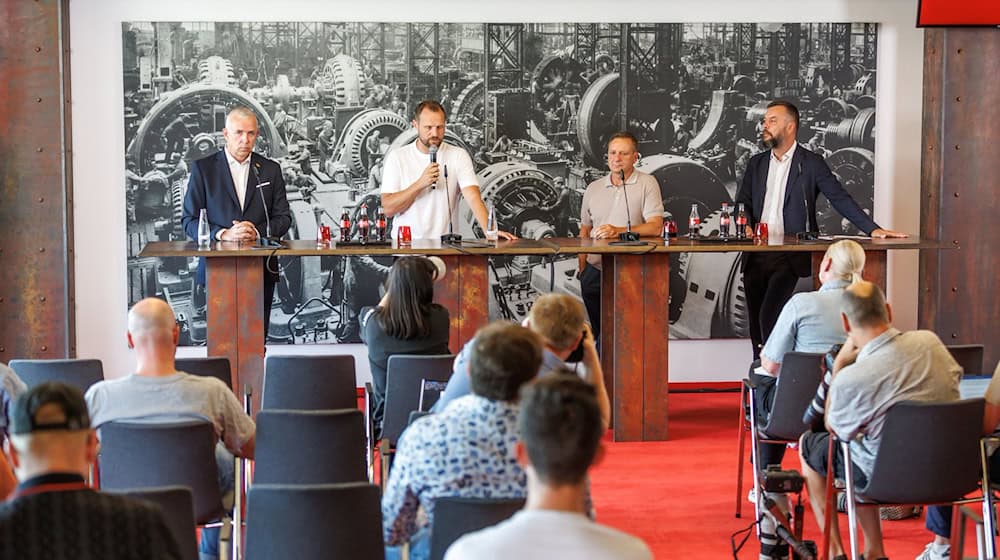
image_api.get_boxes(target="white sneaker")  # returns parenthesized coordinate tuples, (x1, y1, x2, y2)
(915, 542, 950, 560)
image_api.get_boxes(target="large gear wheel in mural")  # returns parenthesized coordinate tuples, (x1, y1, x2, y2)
(822, 147, 875, 235)
(532, 54, 590, 112)
(635, 153, 732, 230)
(576, 72, 621, 168)
(317, 54, 369, 107)
(127, 83, 285, 167)
(333, 109, 409, 176)
(450, 79, 485, 124)
(466, 161, 562, 239)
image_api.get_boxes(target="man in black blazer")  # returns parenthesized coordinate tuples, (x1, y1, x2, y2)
(181, 106, 291, 335)
(735, 100, 905, 360)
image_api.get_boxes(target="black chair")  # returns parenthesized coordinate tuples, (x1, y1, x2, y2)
(428, 497, 525, 560)
(9, 358, 104, 394)
(408, 410, 431, 426)
(115, 486, 199, 560)
(254, 409, 367, 485)
(245, 483, 385, 560)
(735, 352, 824, 519)
(97, 419, 229, 525)
(175, 357, 233, 389)
(947, 344, 985, 376)
(419, 378, 449, 412)
(379, 354, 455, 486)
(261, 355, 357, 411)
(835, 399, 985, 560)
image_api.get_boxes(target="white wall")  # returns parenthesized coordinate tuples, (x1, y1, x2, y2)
(69, 0, 923, 382)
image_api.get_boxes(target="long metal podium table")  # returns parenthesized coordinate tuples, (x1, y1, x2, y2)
(140, 235, 941, 441)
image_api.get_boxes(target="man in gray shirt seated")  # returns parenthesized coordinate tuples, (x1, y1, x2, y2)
(85, 297, 255, 560)
(798, 282, 961, 560)
(444, 375, 651, 560)
(432, 293, 609, 429)
(576, 131, 664, 340)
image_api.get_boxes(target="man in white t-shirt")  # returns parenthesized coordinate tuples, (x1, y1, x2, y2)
(444, 375, 652, 560)
(380, 100, 514, 240)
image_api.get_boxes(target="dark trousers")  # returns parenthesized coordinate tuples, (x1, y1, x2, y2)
(926, 448, 1000, 538)
(580, 264, 602, 340)
(749, 371, 787, 468)
(744, 253, 800, 360)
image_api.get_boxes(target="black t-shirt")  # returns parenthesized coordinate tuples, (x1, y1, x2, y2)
(360, 304, 451, 428)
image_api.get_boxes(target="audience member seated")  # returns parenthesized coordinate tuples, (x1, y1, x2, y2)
(798, 282, 961, 560)
(381, 322, 542, 560)
(750, 239, 864, 559)
(914, 359, 1000, 560)
(1, 361, 27, 439)
(444, 374, 652, 560)
(432, 293, 610, 428)
(361, 256, 450, 434)
(1, 381, 181, 559)
(84, 297, 255, 560)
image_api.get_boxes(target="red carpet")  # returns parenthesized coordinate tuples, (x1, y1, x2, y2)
(588, 392, 948, 559)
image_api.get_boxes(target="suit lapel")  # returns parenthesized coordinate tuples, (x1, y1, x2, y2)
(756, 153, 769, 216)
(244, 153, 258, 214)
(216, 151, 242, 213)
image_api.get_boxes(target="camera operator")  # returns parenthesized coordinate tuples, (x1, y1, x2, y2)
(432, 293, 609, 430)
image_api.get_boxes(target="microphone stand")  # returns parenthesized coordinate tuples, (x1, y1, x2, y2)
(252, 161, 281, 247)
(610, 169, 642, 245)
(440, 164, 462, 243)
(794, 161, 820, 241)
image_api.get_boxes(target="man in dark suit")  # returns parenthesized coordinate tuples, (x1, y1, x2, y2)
(181, 106, 291, 335)
(735, 100, 905, 360)
(1, 382, 181, 559)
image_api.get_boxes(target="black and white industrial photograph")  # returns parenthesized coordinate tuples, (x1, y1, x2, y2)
(122, 21, 879, 345)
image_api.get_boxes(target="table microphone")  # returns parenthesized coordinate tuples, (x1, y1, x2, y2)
(252, 161, 281, 247)
(616, 170, 640, 242)
(440, 164, 462, 243)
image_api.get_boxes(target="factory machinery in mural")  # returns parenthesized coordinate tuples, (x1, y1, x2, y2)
(122, 21, 879, 346)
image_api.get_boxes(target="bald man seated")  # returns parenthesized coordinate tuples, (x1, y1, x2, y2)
(84, 297, 255, 560)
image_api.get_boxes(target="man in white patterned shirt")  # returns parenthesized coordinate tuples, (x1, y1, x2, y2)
(381, 322, 542, 560)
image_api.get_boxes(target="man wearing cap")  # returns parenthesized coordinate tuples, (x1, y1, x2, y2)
(1, 381, 182, 559)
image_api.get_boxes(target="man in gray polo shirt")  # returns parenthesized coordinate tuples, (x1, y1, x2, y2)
(798, 282, 961, 560)
(577, 131, 664, 339)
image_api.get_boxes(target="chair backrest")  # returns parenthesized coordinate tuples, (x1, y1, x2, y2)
(115, 486, 199, 560)
(382, 354, 455, 446)
(863, 398, 985, 504)
(761, 352, 825, 441)
(175, 357, 233, 389)
(97, 419, 224, 524)
(245, 483, 385, 560)
(9, 358, 104, 394)
(428, 497, 525, 560)
(262, 355, 357, 411)
(254, 409, 367, 485)
(947, 344, 985, 376)
(408, 410, 431, 426)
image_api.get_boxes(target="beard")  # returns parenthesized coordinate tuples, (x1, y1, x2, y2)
(761, 131, 782, 149)
(418, 136, 442, 150)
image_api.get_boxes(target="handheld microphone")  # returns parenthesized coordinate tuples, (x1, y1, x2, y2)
(440, 164, 462, 243)
(252, 160, 280, 247)
(429, 144, 438, 190)
(616, 169, 640, 242)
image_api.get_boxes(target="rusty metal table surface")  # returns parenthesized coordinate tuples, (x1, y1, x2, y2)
(140, 234, 940, 440)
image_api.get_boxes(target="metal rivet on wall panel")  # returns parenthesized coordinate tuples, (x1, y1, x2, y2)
(952, 287, 958, 292)
(39, 296, 46, 302)
(0, 347, 4, 353)
(36, 147, 43, 152)
(953, 240, 960, 245)
(956, 96, 961, 102)
(955, 145, 960, 150)
(0, 296, 4, 302)
(40, 345, 47, 351)
(36, 97, 42, 103)
(34, 46, 41, 53)
(957, 48, 963, 54)
(38, 197, 44, 203)
(38, 247, 45, 253)
(951, 333, 958, 339)
(954, 192, 960, 197)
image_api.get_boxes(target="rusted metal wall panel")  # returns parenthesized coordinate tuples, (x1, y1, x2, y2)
(0, 0, 74, 360)
(920, 28, 1000, 372)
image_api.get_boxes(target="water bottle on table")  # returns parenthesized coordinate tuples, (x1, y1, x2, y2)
(197, 209, 211, 249)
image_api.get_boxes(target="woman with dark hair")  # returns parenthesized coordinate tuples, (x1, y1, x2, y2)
(361, 256, 450, 433)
